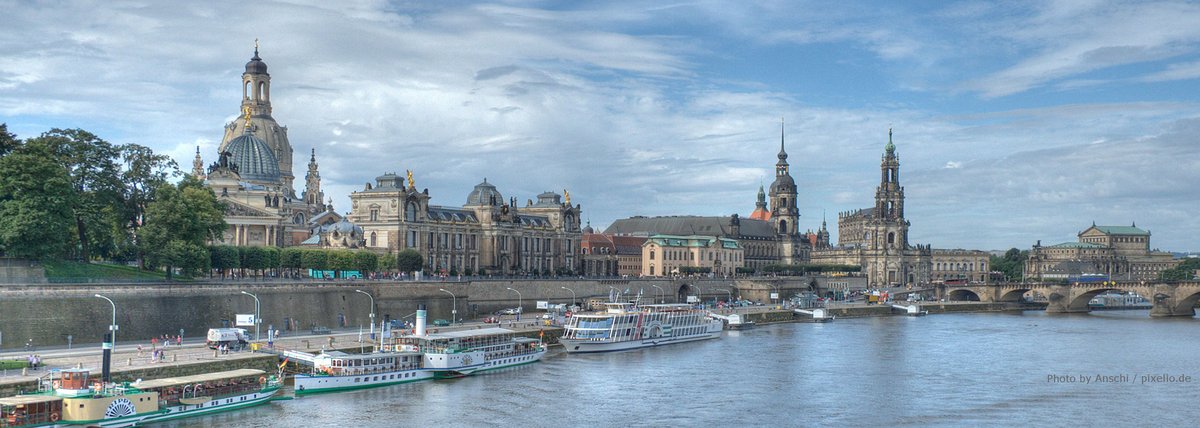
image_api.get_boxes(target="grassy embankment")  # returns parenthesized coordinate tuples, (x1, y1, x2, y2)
(41, 260, 169, 282)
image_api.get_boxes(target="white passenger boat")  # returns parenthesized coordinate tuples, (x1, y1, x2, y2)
(560, 303, 724, 353)
(293, 305, 545, 395)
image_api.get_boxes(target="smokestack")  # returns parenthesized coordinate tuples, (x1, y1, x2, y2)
(415, 304, 427, 336)
(101, 332, 112, 383)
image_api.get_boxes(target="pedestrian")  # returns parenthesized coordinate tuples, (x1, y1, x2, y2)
(137, 344, 144, 357)
(176, 335, 182, 346)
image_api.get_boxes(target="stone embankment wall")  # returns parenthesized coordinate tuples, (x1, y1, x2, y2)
(0, 258, 44, 284)
(0, 278, 821, 350)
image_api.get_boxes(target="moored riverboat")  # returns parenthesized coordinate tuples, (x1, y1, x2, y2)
(0, 368, 280, 428)
(560, 303, 724, 353)
(292, 304, 545, 395)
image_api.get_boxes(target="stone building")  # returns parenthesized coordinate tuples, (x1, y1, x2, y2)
(347, 174, 583, 275)
(811, 130, 933, 287)
(579, 224, 646, 277)
(605, 124, 811, 270)
(194, 45, 328, 246)
(640, 235, 744, 277)
(1024, 224, 1180, 281)
(931, 249, 990, 283)
(301, 217, 365, 249)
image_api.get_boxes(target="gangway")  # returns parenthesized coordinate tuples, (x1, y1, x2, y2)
(793, 308, 834, 322)
(891, 304, 928, 316)
(279, 349, 320, 366)
(706, 312, 754, 330)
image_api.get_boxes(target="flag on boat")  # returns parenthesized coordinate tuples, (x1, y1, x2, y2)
(279, 357, 288, 370)
(539, 329, 544, 338)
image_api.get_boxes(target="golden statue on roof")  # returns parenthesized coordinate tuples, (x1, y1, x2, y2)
(242, 105, 251, 128)
(564, 189, 570, 205)
(407, 169, 415, 190)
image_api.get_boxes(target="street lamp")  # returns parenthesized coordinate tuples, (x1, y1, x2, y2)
(649, 284, 665, 304)
(560, 286, 576, 308)
(94, 294, 117, 352)
(505, 287, 523, 318)
(607, 285, 618, 301)
(240, 291, 260, 342)
(438, 288, 457, 325)
(355, 289, 376, 345)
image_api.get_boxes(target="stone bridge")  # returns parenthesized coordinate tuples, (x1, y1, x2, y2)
(938, 281, 1200, 317)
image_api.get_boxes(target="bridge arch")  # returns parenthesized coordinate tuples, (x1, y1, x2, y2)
(948, 289, 980, 301)
(998, 288, 1033, 302)
(1066, 288, 1123, 312)
(1173, 290, 1200, 317)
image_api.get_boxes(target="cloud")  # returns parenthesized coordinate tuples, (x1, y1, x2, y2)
(943, 161, 962, 169)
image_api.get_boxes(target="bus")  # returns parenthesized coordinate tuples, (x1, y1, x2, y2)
(308, 269, 363, 279)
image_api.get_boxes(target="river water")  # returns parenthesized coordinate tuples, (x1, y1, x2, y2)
(159, 310, 1198, 427)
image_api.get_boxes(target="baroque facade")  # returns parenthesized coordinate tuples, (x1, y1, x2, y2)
(579, 224, 646, 277)
(1024, 224, 1179, 281)
(347, 174, 582, 275)
(811, 130, 933, 287)
(195, 46, 328, 246)
(604, 124, 812, 273)
(641, 235, 744, 277)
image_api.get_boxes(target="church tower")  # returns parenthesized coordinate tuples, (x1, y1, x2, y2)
(768, 120, 800, 236)
(873, 129, 908, 250)
(303, 148, 324, 212)
(219, 41, 296, 195)
(191, 146, 205, 180)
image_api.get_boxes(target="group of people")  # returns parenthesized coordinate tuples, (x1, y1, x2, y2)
(26, 354, 41, 370)
(149, 334, 183, 349)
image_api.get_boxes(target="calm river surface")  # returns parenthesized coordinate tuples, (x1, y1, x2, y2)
(157, 310, 1198, 427)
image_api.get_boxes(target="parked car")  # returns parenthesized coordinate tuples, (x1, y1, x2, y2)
(500, 308, 522, 315)
(432, 319, 451, 326)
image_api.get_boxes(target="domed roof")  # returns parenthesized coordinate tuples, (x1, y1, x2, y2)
(328, 218, 362, 235)
(885, 128, 895, 154)
(582, 221, 594, 234)
(465, 178, 503, 206)
(245, 50, 268, 75)
(225, 133, 281, 183)
(769, 174, 795, 194)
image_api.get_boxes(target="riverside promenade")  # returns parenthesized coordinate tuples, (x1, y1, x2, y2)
(0, 319, 558, 397)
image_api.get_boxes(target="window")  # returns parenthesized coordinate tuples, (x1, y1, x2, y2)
(370, 208, 379, 222)
(370, 232, 377, 247)
(650, 250, 655, 260)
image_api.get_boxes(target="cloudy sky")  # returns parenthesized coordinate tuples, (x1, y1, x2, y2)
(2, 0, 1198, 252)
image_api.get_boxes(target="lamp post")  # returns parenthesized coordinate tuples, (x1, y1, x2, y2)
(689, 284, 702, 306)
(505, 287, 523, 319)
(94, 294, 117, 351)
(240, 291, 260, 342)
(438, 288, 457, 324)
(560, 286, 576, 308)
(607, 285, 619, 302)
(649, 284, 665, 304)
(355, 289, 376, 345)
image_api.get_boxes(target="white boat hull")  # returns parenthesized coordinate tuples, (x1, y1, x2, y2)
(560, 323, 723, 354)
(140, 386, 280, 424)
(294, 369, 434, 395)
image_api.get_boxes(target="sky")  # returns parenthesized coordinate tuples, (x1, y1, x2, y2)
(1, 0, 1198, 252)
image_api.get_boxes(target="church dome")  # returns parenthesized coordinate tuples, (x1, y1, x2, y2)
(466, 178, 503, 206)
(769, 175, 795, 194)
(245, 50, 268, 75)
(329, 218, 362, 235)
(582, 222, 594, 234)
(225, 133, 281, 183)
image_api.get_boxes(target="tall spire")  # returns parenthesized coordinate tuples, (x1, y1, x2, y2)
(778, 117, 787, 160)
(885, 127, 895, 154)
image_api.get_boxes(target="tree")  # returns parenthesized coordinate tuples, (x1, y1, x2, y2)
(0, 123, 17, 158)
(281, 247, 303, 276)
(119, 143, 178, 267)
(989, 248, 1028, 282)
(301, 249, 328, 272)
(0, 141, 75, 259)
(210, 245, 240, 278)
(353, 251, 378, 274)
(396, 249, 423, 273)
(330, 250, 356, 275)
(243, 246, 270, 278)
(141, 177, 226, 278)
(1160, 258, 1200, 281)
(28, 129, 124, 261)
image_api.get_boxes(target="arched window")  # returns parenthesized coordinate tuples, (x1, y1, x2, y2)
(258, 81, 266, 101)
(244, 80, 250, 99)
(779, 220, 788, 234)
(404, 201, 417, 222)
(370, 232, 377, 247)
